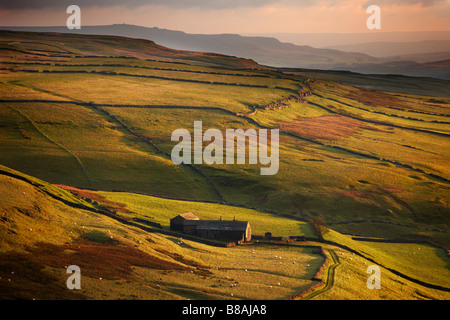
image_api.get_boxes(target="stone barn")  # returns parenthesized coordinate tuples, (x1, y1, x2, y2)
(170, 212, 200, 233)
(170, 213, 251, 243)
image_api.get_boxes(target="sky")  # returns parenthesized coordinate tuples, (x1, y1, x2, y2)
(0, 0, 449, 34)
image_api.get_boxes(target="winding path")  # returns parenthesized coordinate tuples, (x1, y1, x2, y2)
(300, 249, 340, 300)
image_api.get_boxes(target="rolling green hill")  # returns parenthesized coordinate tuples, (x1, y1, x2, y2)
(0, 164, 448, 300)
(0, 164, 329, 300)
(0, 30, 449, 300)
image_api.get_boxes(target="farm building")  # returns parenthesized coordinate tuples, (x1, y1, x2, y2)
(170, 213, 251, 243)
(170, 212, 200, 233)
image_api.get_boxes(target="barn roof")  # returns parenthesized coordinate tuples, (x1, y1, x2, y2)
(195, 220, 249, 232)
(172, 212, 199, 221)
(170, 213, 250, 232)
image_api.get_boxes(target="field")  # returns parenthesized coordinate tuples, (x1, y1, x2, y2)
(0, 30, 449, 300)
(0, 165, 324, 300)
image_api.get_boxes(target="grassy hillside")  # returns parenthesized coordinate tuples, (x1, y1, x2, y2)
(280, 68, 450, 97)
(0, 164, 326, 300)
(1, 165, 448, 300)
(0, 30, 264, 69)
(0, 30, 448, 300)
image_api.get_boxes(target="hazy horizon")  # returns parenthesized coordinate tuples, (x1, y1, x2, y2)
(2, 23, 449, 51)
(1, 0, 449, 35)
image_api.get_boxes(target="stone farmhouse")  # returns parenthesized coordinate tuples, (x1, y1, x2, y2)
(170, 212, 251, 243)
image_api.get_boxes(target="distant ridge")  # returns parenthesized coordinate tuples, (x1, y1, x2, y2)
(0, 29, 263, 70)
(1, 24, 449, 79)
(0, 24, 380, 68)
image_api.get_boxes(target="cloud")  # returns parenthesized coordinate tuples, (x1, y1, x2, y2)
(0, 0, 320, 11)
(2, 0, 446, 12)
(363, 0, 447, 7)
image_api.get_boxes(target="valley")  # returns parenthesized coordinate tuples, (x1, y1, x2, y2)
(0, 30, 449, 300)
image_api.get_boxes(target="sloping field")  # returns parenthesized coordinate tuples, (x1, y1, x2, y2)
(1, 164, 448, 300)
(0, 164, 326, 300)
(0, 31, 449, 300)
